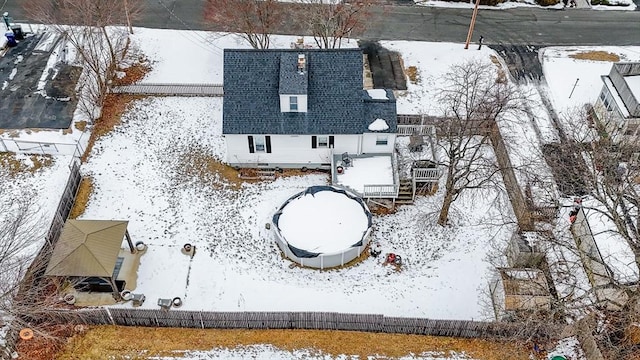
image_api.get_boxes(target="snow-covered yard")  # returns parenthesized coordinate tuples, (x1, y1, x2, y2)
(4, 23, 640, 359)
(0, 154, 72, 255)
(10, 28, 633, 323)
(55, 29, 518, 320)
(81, 94, 504, 320)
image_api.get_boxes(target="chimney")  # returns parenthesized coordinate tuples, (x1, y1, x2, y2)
(297, 54, 306, 72)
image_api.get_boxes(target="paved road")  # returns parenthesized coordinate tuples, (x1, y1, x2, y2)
(2, 0, 638, 46)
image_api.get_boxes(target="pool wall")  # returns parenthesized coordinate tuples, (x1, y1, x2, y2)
(272, 186, 373, 269)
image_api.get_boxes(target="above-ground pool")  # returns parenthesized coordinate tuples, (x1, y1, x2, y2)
(272, 186, 373, 269)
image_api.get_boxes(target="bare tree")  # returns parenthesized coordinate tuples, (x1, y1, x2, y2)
(0, 192, 71, 354)
(23, 0, 142, 119)
(300, 0, 373, 49)
(560, 106, 640, 275)
(203, 0, 284, 49)
(435, 60, 527, 226)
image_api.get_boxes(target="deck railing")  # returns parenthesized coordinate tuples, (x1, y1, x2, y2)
(413, 168, 443, 182)
(363, 184, 400, 198)
(398, 125, 435, 136)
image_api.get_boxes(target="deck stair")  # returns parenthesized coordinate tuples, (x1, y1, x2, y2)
(256, 168, 276, 180)
(239, 168, 276, 180)
(396, 179, 414, 204)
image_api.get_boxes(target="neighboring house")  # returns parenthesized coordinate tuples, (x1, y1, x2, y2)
(222, 48, 397, 170)
(594, 62, 640, 139)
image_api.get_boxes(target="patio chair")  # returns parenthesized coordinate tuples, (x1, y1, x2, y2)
(341, 152, 352, 167)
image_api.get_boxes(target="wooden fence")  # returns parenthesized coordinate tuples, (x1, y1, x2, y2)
(110, 83, 224, 96)
(1, 162, 82, 360)
(36, 308, 554, 340)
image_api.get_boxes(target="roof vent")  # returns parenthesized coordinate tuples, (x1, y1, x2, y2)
(297, 54, 306, 72)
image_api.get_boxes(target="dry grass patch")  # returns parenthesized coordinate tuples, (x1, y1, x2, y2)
(29, 154, 54, 172)
(569, 51, 620, 62)
(178, 146, 242, 190)
(68, 177, 94, 219)
(54, 326, 533, 360)
(0, 153, 54, 176)
(17, 324, 76, 360)
(74, 121, 88, 132)
(406, 65, 420, 85)
(113, 56, 152, 86)
(113, 55, 152, 86)
(82, 94, 144, 162)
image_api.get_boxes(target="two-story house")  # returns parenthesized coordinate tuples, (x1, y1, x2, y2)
(594, 62, 640, 139)
(222, 48, 397, 170)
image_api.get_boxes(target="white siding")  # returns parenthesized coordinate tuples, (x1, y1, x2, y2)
(279, 94, 308, 113)
(361, 133, 396, 153)
(225, 134, 361, 167)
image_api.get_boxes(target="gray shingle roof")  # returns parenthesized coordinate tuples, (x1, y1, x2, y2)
(223, 49, 397, 135)
(279, 52, 308, 95)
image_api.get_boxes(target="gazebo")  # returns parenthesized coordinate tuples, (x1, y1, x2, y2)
(44, 220, 136, 299)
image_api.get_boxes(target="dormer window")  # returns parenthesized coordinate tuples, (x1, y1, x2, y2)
(290, 96, 298, 111)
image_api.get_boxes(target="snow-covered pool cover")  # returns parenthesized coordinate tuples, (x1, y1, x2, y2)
(273, 186, 372, 256)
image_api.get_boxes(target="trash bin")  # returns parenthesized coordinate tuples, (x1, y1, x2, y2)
(4, 32, 16, 47)
(10, 25, 23, 40)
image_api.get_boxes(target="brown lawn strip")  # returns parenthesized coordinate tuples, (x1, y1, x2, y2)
(82, 94, 144, 163)
(68, 176, 94, 219)
(52, 326, 533, 360)
(0, 153, 54, 176)
(16, 324, 75, 360)
(569, 51, 620, 62)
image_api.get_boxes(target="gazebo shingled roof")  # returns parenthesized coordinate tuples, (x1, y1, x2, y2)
(44, 220, 129, 278)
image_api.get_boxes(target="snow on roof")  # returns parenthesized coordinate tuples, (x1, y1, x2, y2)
(368, 118, 389, 131)
(583, 199, 639, 283)
(625, 75, 640, 106)
(336, 156, 394, 194)
(277, 190, 370, 253)
(603, 76, 630, 117)
(366, 89, 388, 100)
(33, 32, 60, 52)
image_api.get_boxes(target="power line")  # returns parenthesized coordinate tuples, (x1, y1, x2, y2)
(155, 0, 224, 55)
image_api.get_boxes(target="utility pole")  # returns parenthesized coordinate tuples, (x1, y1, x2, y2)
(124, 0, 133, 34)
(464, 0, 480, 49)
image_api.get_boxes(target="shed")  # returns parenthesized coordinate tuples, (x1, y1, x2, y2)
(490, 268, 552, 320)
(45, 220, 136, 298)
(506, 230, 545, 268)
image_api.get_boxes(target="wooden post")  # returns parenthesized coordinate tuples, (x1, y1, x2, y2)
(124, 0, 133, 34)
(125, 230, 134, 254)
(109, 277, 121, 300)
(464, 0, 481, 49)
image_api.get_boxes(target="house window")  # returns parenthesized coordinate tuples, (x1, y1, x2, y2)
(312, 135, 333, 149)
(603, 96, 612, 111)
(290, 96, 298, 111)
(376, 135, 388, 146)
(248, 135, 271, 153)
(254, 136, 266, 152)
